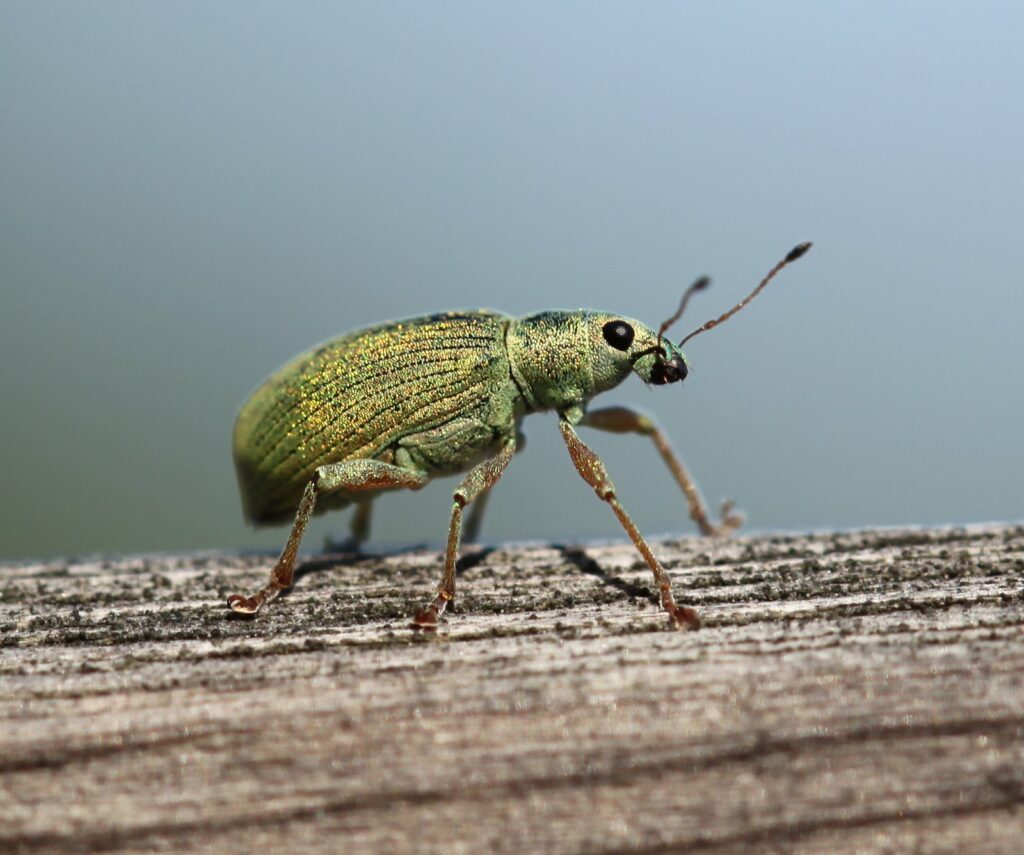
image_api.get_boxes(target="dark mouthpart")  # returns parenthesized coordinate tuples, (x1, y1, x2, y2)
(651, 354, 688, 385)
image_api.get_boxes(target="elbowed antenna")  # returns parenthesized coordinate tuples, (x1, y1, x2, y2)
(678, 242, 812, 348)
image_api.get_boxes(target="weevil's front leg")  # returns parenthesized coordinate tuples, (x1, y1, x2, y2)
(581, 405, 742, 537)
(411, 438, 517, 629)
(559, 418, 700, 630)
(227, 461, 428, 615)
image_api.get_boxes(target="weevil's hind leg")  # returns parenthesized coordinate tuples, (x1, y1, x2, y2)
(559, 418, 699, 630)
(411, 438, 517, 630)
(348, 499, 373, 546)
(227, 461, 428, 616)
(322, 499, 374, 553)
(581, 405, 742, 537)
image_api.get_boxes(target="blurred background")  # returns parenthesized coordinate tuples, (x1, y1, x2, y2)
(2, 1, 1021, 560)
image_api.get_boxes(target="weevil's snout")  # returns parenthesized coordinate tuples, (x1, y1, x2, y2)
(650, 353, 687, 385)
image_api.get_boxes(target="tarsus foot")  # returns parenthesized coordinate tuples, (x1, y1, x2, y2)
(410, 605, 441, 632)
(668, 603, 701, 630)
(697, 499, 744, 537)
(227, 593, 260, 615)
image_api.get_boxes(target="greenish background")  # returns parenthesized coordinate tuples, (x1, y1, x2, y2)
(2, 1, 1021, 559)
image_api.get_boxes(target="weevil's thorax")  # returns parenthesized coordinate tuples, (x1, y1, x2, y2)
(507, 311, 652, 413)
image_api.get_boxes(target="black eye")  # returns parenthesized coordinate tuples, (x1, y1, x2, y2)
(602, 320, 634, 351)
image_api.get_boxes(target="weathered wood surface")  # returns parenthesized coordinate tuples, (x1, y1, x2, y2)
(1, 525, 1023, 854)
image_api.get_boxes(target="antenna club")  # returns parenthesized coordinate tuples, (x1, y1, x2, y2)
(786, 242, 813, 263)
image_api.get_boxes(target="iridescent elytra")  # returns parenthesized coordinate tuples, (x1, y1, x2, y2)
(228, 243, 811, 629)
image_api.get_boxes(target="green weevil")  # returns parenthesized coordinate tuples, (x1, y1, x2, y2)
(228, 242, 811, 629)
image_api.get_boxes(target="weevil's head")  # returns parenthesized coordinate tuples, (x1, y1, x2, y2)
(507, 310, 688, 412)
(507, 243, 812, 414)
(587, 313, 689, 390)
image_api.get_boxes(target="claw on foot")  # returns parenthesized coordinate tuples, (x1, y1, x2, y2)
(718, 499, 744, 534)
(410, 606, 441, 631)
(668, 604, 701, 631)
(227, 594, 259, 615)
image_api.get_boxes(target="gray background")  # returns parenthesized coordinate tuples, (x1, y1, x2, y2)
(2, 1, 1021, 560)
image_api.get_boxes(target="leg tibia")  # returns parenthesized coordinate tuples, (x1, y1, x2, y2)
(227, 460, 428, 616)
(411, 439, 517, 629)
(581, 405, 742, 537)
(559, 418, 699, 630)
(348, 500, 373, 546)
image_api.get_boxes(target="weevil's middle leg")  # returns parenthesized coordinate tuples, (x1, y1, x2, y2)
(460, 428, 525, 545)
(461, 487, 491, 544)
(559, 418, 700, 630)
(581, 405, 742, 537)
(227, 461, 428, 616)
(411, 438, 517, 630)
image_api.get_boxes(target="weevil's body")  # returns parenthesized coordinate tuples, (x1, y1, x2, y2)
(234, 309, 676, 526)
(227, 243, 809, 629)
(229, 306, 711, 629)
(234, 311, 517, 524)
